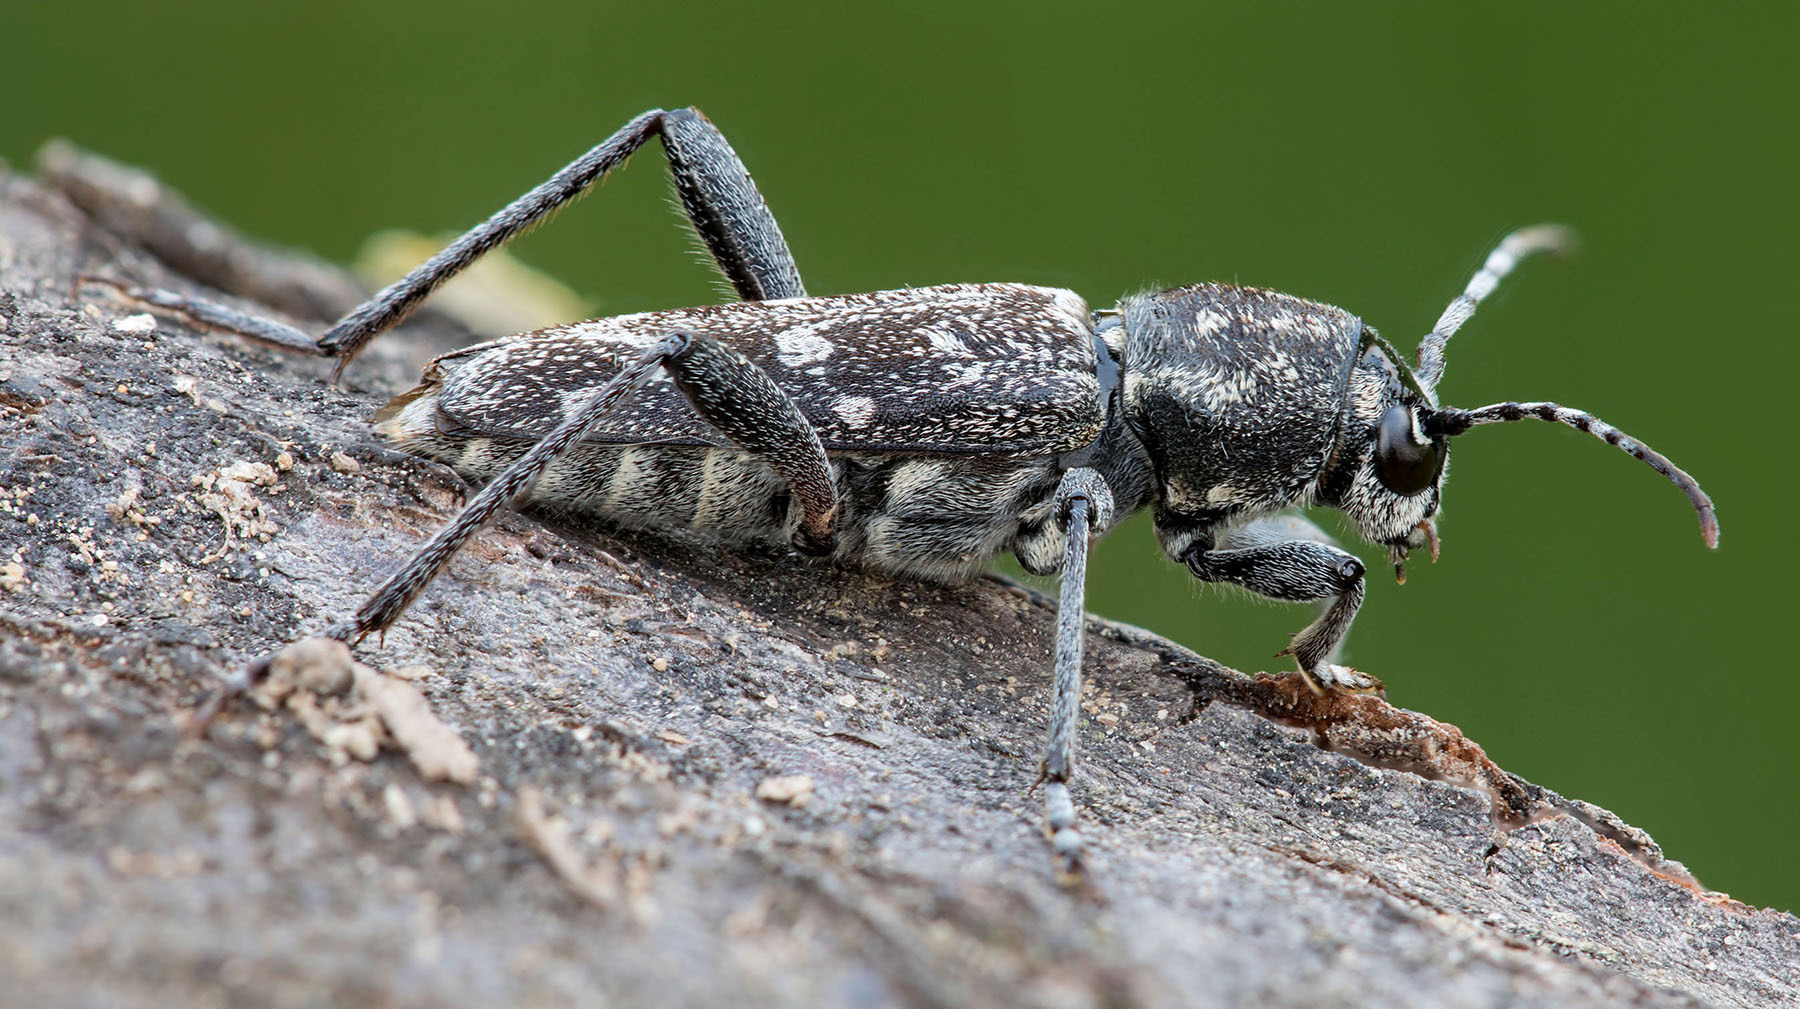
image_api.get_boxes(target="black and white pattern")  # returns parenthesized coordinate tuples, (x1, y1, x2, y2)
(416, 283, 1102, 456)
(146, 104, 1716, 880)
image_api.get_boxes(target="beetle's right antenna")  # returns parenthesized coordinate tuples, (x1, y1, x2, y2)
(1416, 224, 1576, 395)
(1427, 401, 1719, 548)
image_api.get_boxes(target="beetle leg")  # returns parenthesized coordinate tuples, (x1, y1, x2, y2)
(212, 329, 841, 706)
(316, 107, 804, 373)
(1038, 467, 1114, 881)
(98, 108, 804, 377)
(325, 331, 838, 645)
(201, 333, 699, 714)
(657, 109, 807, 303)
(85, 277, 324, 355)
(1182, 514, 1377, 693)
(324, 333, 690, 643)
(662, 336, 839, 555)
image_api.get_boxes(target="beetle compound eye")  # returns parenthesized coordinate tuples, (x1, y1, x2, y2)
(1374, 406, 1444, 495)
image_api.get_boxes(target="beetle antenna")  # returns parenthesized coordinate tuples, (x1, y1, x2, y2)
(1427, 401, 1718, 548)
(1416, 225, 1576, 394)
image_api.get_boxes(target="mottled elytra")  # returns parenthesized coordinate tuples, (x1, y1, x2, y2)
(123, 107, 1718, 880)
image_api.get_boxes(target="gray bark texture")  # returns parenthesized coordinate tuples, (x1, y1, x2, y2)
(1, 151, 1795, 1009)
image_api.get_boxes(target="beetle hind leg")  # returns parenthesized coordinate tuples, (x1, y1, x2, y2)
(341, 332, 839, 640)
(204, 330, 841, 721)
(658, 108, 806, 303)
(84, 277, 327, 356)
(317, 107, 806, 374)
(94, 109, 806, 378)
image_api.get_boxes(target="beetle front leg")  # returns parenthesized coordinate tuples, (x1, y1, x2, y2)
(1182, 517, 1378, 693)
(1039, 467, 1114, 880)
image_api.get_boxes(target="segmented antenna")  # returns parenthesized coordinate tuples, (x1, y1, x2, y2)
(1416, 225, 1576, 394)
(1429, 401, 1719, 548)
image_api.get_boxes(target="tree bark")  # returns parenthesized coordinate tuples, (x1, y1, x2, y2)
(1, 152, 1794, 1009)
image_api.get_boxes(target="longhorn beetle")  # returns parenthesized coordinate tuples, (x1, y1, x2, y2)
(126, 108, 1719, 877)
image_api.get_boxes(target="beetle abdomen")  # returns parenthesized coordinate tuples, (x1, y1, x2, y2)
(379, 394, 1064, 581)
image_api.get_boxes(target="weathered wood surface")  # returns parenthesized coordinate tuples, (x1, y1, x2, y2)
(1, 154, 1795, 1008)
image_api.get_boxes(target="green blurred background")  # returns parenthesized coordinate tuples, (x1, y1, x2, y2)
(5, 2, 1794, 908)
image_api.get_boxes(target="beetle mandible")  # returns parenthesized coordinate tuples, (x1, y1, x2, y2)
(129, 107, 1718, 877)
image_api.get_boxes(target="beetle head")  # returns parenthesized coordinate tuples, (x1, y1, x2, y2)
(1326, 225, 1717, 581)
(1323, 336, 1448, 578)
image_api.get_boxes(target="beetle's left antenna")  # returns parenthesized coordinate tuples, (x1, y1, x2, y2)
(1416, 224, 1575, 395)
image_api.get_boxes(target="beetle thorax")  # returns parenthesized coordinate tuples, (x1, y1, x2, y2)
(1117, 284, 1364, 548)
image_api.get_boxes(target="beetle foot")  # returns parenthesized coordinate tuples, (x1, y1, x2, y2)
(1043, 780, 1087, 886)
(1302, 663, 1386, 696)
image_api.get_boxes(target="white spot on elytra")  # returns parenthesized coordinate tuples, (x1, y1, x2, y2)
(578, 321, 661, 348)
(941, 361, 990, 389)
(918, 327, 973, 357)
(1050, 288, 1090, 326)
(1191, 309, 1229, 340)
(832, 395, 876, 428)
(776, 327, 834, 367)
(557, 388, 589, 419)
